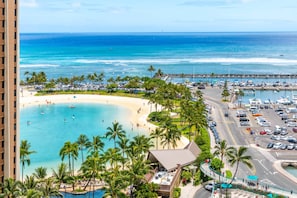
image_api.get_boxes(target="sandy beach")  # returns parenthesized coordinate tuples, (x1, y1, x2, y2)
(20, 88, 189, 149)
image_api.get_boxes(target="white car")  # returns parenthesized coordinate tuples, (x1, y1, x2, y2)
(273, 142, 282, 149)
(264, 128, 272, 135)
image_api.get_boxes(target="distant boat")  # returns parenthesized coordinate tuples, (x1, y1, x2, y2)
(69, 105, 75, 108)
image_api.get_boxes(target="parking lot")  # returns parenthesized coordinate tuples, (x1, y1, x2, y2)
(232, 105, 297, 151)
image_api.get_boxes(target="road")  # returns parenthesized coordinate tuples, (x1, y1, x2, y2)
(193, 186, 211, 198)
(201, 86, 297, 192)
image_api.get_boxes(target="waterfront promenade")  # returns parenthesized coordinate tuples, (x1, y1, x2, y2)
(200, 162, 297, 198)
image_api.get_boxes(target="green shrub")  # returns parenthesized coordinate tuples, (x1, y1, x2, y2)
(210, 158, 224, 172)
(173, 187, 181, 198)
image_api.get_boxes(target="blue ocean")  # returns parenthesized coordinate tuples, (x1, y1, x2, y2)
(20, 32, 297, 81)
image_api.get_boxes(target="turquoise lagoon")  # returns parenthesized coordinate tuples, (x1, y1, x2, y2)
(20, 103, 145, 176)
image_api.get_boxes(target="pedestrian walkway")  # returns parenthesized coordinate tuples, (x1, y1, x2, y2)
(200, 162, 297, 198)
(179, 182, 201, 198)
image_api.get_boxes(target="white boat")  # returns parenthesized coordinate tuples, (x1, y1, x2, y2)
(276, 97, 291, 105)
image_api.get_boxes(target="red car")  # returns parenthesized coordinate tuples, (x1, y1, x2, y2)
(259, 131, 267, 135)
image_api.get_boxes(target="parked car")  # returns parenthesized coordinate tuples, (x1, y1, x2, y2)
(273, 142, 282, 149)
(264, 128, 273, 135)
(287, 122, 297, 127)
(271, 135, 281, 141)
(287, 144, 295, 150)
(267, 142, 274, 149)
(280, 144, 287, 150)
(204, 183, 219, 191)
(259, 130, 267, 135)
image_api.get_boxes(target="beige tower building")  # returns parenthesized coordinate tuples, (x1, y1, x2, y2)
(0, 0, 19, 182)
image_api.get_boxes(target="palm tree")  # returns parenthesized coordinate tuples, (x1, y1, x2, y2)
(52, 163, 69, 188)
(213, 140, 234, 197)
(228, 146, 253, 184)
(105, 121, 126, 148)
(20, 140, 36, 182)
(87, 135, 104, 154)
(147, 65, 155, 78)
(76, 134, 90, 163)
(129, 135, 153, 157)
(0, 178, 22, 198)
(39, 178, 63, 197)
(102, 148, 123, 170)
(59, 141, 73, 174)
(80, 152, 105, 191)
(102, 167, 129, 198)
(150, 128, 164, 149)
(33, 167, 47, 181)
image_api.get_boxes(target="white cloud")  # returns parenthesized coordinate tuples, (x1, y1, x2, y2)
(20, 0, 38, 8)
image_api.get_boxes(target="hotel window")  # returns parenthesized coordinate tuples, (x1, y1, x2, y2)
(2, 81, 4, 88)
(1, 21, 4, 28)
(2, 45, 4, 52)
(14, 32, 16, 39)
(14, 21, 16, 28)
(14, 66, 16, 73)
(2, 8, 4, 15)
(14, 146, 16, 152)
(1, 106, 3, 112)
(14, 90, 16, 96)
(2, 58, 4, 64)
(2, 93, 4, 100)
(1, 153, 3, 160)
(14, 56, 17, 63)
(14, 124, 16, 130)
(14, 9, 16, 16)
(14, 78, 16, 85)
(1, 141, 3, 148)
(14, 101, 16, 107)
(2, 32, 4, 40)
(1, 129, 3, 135)
(1, 165, 3, 171)
(1, 117, 4, 124)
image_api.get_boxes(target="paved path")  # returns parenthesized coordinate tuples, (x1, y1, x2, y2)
(200, 162, 297, 198)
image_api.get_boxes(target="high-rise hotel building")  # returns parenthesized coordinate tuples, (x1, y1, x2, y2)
(0, 0, 19, 182)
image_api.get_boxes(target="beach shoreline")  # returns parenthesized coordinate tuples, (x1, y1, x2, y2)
(20, 88, 189, 149)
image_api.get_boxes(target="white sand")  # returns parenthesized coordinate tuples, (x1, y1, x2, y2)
(20, 88, 189, 149)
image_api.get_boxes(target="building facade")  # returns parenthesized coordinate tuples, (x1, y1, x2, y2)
(0, 0, 19, 182)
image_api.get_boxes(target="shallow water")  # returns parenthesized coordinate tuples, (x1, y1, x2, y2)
(20, 103, 145, 176)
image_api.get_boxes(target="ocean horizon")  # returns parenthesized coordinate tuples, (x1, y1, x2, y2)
(20, 32, 297, 82)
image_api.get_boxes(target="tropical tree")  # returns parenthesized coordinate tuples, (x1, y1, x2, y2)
(87, 135, 104, 154)
(105, 121, 126, 148)
(102, 167, 129, 198)
(39, 178, 63, 197)
(102, 148, 123, 170)
(20, 140, 36, 182)
(33, 167, 47, 181)
(129, 135, 153, 157)
(76, 134, 90, 163)
(228, 146, 253, 184)
(213, 140, 234, 197)
(80, 152, 105, 191)
(0, 178, 22, 198)
(148, 65, 155, 78)
(52, 163, 69, 188)
(150, 128, 164, 149)
(59, 141, 78, 175)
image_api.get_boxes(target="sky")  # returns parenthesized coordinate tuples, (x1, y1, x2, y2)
(20, 0, 297, 33)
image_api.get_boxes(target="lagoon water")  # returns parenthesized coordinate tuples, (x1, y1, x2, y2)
(20, 103, 144, 176)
